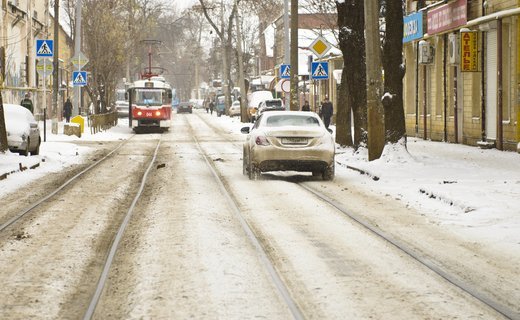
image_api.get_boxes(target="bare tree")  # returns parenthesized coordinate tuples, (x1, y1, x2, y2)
(198, 0, 239, 111)
(335, 0, 366, 148)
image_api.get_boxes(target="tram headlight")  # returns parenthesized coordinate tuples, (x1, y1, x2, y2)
(155, 111, 161, 116)
(137, 111, 143, 116)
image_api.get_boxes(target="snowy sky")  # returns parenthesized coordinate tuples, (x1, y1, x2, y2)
(1, 113, 519, 259)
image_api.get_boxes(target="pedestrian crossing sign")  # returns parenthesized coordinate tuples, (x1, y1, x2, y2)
(72, 71, 87, 86)
(311, 61, 329, 80)
(36, 40, 53, 57)
(280, 64, 291, 79)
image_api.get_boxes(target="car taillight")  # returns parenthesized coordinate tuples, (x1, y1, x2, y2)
(255, 136, 270, 146)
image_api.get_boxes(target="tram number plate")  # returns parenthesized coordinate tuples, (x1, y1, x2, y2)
(146, 112, 153, 117)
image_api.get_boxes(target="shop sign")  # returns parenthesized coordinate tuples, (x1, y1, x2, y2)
(403, 12, 423, 43)
(460, 31, 478, 72)
(427, 0, 467, 35)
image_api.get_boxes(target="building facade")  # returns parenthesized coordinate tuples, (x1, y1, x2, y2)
(403, 0, 520, 151)
(1, 0, 73, 119)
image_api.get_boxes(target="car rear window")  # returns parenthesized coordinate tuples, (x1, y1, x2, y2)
(265, 115, 320, 127)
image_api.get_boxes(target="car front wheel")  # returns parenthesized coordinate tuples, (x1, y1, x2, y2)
(20, 138, 30, 156)
(32, 138, 41, 156)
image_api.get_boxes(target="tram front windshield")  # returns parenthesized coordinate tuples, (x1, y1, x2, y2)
(135, 89, 164, 106)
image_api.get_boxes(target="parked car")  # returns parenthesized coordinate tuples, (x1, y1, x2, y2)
(4, 103, 41, 156)
(241, 111, 335, 180)
(115, 100, 129, 118)
(215, 95, 226, 117)
(247, 90, 273, 122)
(190, 99, 204, 109)
(257, 98, 284, 117)
(229, 101, 241, 117)
(177, 101, 193, 113)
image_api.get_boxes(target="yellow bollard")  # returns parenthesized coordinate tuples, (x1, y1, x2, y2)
(71, 115, 85, 134)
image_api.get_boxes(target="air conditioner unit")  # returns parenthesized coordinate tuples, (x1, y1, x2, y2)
(418, 40, 434, 64)
(448, 33, 459, 65)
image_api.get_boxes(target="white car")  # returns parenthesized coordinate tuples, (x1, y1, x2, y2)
(115, 100, 129, 117)
(241, 111, 335, 180)
(229, 101, 241, 117)
(4, 103, 41, 156)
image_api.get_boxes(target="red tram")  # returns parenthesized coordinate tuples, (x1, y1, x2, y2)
(128, 76, 172, 133)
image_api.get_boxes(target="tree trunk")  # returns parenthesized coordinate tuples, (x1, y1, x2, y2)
(336, 0, 367, 149)
(335, 70, 352, 147)
(382, 0, 406, 144)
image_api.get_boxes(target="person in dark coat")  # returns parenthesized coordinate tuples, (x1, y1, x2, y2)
(301, 100, 311, 111)
(209, 101, 215, 115)
(20, 93, 34, 113)
(320, 96, 333, 130)
(63, 98, 73, 123)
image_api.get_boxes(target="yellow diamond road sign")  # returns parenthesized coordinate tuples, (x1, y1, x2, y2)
(309, 36, 331, 58)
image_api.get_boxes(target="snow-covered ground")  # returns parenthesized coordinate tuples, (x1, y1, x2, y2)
(1, 114, 519, 255)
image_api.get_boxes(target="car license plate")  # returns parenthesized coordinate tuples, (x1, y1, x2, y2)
(281, 137, 307, 144)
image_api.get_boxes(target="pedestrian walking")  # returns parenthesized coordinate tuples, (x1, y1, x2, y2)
(209, 101, 215, 115)
(321, 96, 333, 131)
(20, 93, 34, 113)
(301, 100, 311, 112)
(63, 98, 73, 123)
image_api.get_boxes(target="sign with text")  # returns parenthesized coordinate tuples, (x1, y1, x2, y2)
(403, 12, 423, 43)
(460, 31, 478, 72)
(427, 0, 467, 35)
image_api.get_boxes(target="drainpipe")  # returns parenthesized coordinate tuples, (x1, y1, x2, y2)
(443, 34, 448, 141)
(497, 18, 503, 150)
(480, 2, 487, 142)
(415, 41, 419, 136)
(454, 65, 458, 143)
(423, 64, 428, 140)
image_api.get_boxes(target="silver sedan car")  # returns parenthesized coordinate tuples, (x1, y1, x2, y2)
(241, 111, 335, 180)
(4, 103, 41, 156)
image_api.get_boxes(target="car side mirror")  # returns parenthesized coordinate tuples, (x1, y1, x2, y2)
(240, 127, 250, 134)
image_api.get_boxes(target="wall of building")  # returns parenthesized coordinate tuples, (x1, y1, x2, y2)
(403, 0, 519, 151)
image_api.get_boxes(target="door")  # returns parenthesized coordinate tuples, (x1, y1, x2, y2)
(485, 29, 498, 140)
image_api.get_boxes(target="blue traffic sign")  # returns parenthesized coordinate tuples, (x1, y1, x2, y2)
(72, 71, 87, 87)
(311, 61, 329, 80)
(36, 40, 54, 57)
(280, 64, 291, 79)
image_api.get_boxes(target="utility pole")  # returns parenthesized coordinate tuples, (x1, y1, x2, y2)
(289, 0, 298, 111)
(235, 0, 247, 123)
(74, 0, 82, 116)
(364, 0, 385, 160)
(283, 0, 290, 109)
(52, 0, 59, 134)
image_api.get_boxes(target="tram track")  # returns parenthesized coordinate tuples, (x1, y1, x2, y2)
(191, 110, 519, 319)
(185, 118, 305, 320)
(0, 138, 133, 233)
(0, 135, 163, 319)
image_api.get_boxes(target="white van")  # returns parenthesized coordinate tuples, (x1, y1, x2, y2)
(247, 90, 273, 122)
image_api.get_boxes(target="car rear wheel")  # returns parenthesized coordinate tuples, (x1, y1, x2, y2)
(322, 162, 335, 181)
(242, 150, 249, 176)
